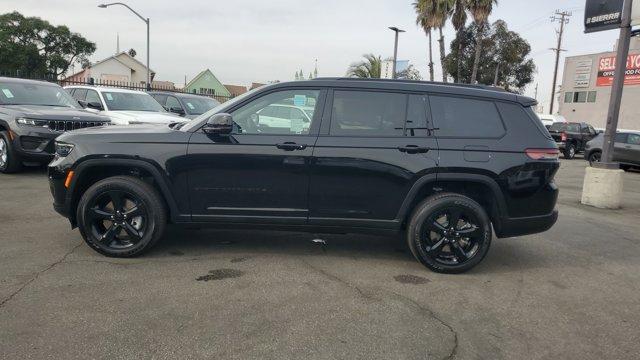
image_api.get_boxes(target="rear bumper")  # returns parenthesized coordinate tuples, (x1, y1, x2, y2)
(495, 209, 558, 238)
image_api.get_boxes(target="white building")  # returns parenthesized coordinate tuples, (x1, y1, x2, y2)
(558, 37, 640, 130)
(64, 51, 155, 85)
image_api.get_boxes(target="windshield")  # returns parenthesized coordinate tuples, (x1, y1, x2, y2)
(549, 123, 580, 132)
(183, 96, 220, 115)
(0, 81, 79, 108)
(103, 91, 166, 112)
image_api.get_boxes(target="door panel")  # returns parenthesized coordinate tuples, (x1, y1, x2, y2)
(309, 91, 438, 228)
(186, 88, 324, 223)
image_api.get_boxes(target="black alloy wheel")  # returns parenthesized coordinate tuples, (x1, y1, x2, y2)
(564, 143, 576, 159)
(589, 151, 601, 166)
(77, 176, 166, 257)
(407, 193, 492, 273)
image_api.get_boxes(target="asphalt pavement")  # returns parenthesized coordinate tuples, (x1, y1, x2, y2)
(1, 160, 639, 360)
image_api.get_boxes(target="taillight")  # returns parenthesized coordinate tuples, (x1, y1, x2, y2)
(561, 132, 567, 141)
(525, 148, 559, 160)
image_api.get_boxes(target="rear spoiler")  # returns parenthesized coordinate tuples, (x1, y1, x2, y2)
(516, 95, 537, 107)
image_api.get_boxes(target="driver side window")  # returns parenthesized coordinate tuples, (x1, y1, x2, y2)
(230, 89, 320, 135)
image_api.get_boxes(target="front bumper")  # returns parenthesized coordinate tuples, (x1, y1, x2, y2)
(11, 127, 60, 162)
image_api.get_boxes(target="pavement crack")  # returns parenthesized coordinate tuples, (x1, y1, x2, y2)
(388, 291, 459, 360)
(302, 259, 373, 301)
(0, 242, 82, 309)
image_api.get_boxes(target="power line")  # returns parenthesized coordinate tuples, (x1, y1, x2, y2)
(549, 10, 571, 115)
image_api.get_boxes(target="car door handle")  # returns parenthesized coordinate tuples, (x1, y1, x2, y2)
(398, 145, 430, 154)
(276, 142, 307, 151)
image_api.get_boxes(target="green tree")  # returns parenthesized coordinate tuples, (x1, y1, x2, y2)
(0, 11, 96, 78)
(467, 0, 498, 83)
(444, 20, 535, 93)
(346, 54, 383, 78)
(413, 1, 435, 81)
(451, 0, 468, 82)
(396, 65, 423, 80)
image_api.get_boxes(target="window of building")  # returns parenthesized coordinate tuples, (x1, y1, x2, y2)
(429, 95, 505, 138)
(587, 91, 597, 103)
(564, 92, 573, 103)
(330, 90, 406, 136)
(573, 91, 588, 103)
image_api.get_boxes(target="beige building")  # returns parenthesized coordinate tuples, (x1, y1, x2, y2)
(558, 37, 640, 130)
(63, 51, 156, 85)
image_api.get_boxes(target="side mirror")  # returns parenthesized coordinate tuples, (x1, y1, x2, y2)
(169, 106, 185, 116)
(203, 113, 233, 135)
(87, 101, 104, 111)
(77, 100, 88, 108)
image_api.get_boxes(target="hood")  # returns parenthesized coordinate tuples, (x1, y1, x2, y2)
(2, 105, 110, 122)
(106, 111, 186, 125)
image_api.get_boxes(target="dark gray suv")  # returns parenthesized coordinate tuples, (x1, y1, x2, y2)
(0, 77, 110, 173)
(585, 131, 640, 170)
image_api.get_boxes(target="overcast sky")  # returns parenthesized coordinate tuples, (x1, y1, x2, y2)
(3, 0, 620, 111)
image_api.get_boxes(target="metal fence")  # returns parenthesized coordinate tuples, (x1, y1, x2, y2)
(0, 71, 234, 104)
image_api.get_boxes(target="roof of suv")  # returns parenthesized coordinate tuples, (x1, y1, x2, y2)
(272, 78, 536, 106)
(147, 91, 214, 99)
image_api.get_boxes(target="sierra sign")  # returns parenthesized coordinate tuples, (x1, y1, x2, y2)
(597, 53, 640, 86)
(584, 0, 624, 33)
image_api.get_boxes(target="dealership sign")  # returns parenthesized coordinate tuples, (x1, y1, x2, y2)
(584, 0, 624, 33)
(596, 53, 640, 86)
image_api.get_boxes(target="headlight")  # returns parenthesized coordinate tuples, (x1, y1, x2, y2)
(16, 117, 48, 127)
(55, 141, 75, 157)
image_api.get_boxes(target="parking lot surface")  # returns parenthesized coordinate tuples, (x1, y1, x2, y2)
(1, 160, 639, 360)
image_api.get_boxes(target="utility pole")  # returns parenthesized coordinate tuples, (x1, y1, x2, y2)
(534, 83, 539, 100)
(549, 10, 571, 115)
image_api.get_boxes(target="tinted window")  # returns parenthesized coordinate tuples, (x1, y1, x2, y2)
(85, 90, 101, 104)
(615, 133, 628, 143)
(627, 134, 640, 145)
(331, 90, 406, 136)
(406, 94, 430, 137)
(165, 96, 182, 110)
(429, 96, 504, 138)
(151, 94, 167, 106)
(230, 89, 320, 135)
(549, 122, 580, 132)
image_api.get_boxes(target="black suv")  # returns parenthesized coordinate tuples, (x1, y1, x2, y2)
(0, 77, 110, 173)
(49, 79, 559, 273)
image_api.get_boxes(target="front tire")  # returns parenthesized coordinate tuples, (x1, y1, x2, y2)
(76, 176, 167, 257)
(407, 193, 492, 274)
(0, 131, 23, 174)
(588, 151, 601, 166)
(563, 143, 576, 159)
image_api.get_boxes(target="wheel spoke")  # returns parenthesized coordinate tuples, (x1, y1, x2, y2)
(101, 224, 119, 243)
(107, 191, 125, 212)
(425, 238, 446, 256)
(122, 222, 142, 241)
(458, 225, 481, 237)
(123, 204, 142, 217)
(89, 207, 113, 221)
(451, 242, 469, 263)
(427, 220, 447, 234)
(448, 208, 463, 229)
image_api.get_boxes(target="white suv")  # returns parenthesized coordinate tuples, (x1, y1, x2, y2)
(65, 86, 184, 125)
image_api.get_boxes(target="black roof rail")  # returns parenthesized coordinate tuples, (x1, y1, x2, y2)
(312, 77, 508, 92)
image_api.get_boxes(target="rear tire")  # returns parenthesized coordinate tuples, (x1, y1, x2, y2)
(76, 176, 167, 257)
(0, 131, 23, 174)
(563, 143, 576, 159)
(588, 151, 601, 166)
(407, 193, 492, 274)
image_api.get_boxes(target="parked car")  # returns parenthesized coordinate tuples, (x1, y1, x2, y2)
(64, 86, 184, 125)
(585, 131, 640, 171)
(149, 92, 220, 120)
(49, 78, 559, 273)
(0, 77, 110, 173)
(536, 113, 567, 129)
(548, 122, 598, 159)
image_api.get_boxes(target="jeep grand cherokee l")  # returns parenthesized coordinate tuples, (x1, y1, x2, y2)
(49, 78, 559, 273)
(0, 77, 110, 173)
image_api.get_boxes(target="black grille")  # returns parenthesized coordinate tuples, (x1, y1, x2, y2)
(47, 121, 108, 132)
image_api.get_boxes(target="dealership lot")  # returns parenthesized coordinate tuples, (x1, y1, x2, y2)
(0, 160, 639, 359)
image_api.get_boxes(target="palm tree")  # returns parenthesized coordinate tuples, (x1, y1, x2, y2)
(346, 54, 383, 78)
(451, 0, 468, 82)
(467, 0, 497, 83)
(415, 0, 454, 83)
(414, 1, 435, 81)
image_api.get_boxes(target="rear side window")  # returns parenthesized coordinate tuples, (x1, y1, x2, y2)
(330, 90, 406, 136)
(429, 95, 505, 138)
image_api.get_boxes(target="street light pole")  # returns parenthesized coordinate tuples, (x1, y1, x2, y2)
(98, 3, 150, 89)
(388, 27, 405, 79)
